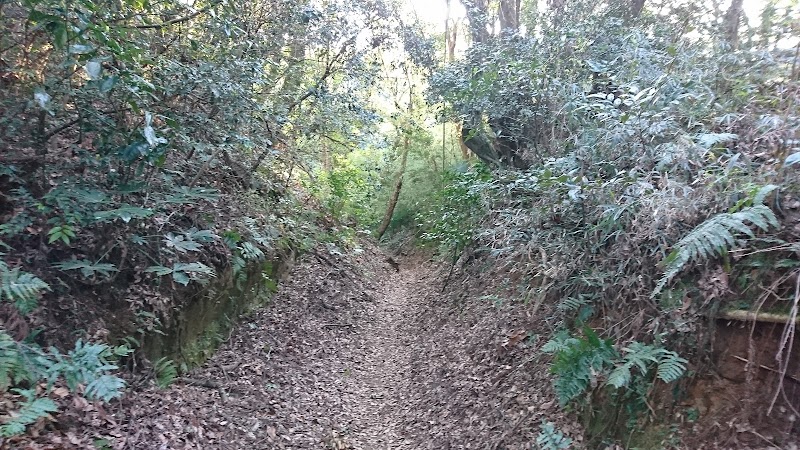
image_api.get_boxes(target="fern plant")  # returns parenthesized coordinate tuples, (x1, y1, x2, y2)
(0, 389, 58, 437)
(535, 421, 572, 450)
(0, 260, 49, 314)
(653, 204, 779, 296)
(607, 342, 687, 389)
(0, 259, 131, 437)
(0, 331, 131, 436)
(0, 332, 28, 390)
(153, 357, 178, 388)
(543, 330, 687, 407)
(145, 261, 216, 286)
(542, 327, 617, 405)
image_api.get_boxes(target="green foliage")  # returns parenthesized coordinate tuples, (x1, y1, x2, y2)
(0, 333, 27, 390)
(543, 329, 686, 407)
(416, 165, 491, 252)
(53, 259, 118, 279)
(0, 330, 130, 436)
(163, 187, 220, 204)
(46, 224, 76, 245)
(239, 242, 265, 261)
(0, 260, 131, 434)
(607, 342, 687, 389)
(0, 391, 58, 437)
(0, 261, 50, 315)
(163, 233, 204, 254)
(422, 4, 799, 444)
(153, 357, 178, 389)
(307, 155, 382, 226)
(145, 262, 216, 286)
(543, 328, 617, 406)
(93, 207, 154, 223)
(0, 0, 401, 383)
(654, 205, 779, 296)
(536, 421, 573, 450)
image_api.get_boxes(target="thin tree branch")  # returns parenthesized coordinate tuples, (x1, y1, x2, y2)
(125, 2, 221, 29)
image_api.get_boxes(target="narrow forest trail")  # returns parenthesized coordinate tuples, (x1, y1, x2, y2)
(112, 245, 427, 449)
(330, 260, 419, 450)
(108, 243, 567, 449)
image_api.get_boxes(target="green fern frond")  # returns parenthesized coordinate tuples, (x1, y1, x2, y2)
(541, 331, 580, 354)
(607, 342, 660, 388)
(656, 351, 687, 383)
(0, 262, 50, 314)
(0, 332, 28, 390)
(753, 185, 777, 206)
(607, 365, 632, 389)
(607, 343, 687, 388)
(557, 296, 587, 312)
(153, 357, 178, 388)
(86, 375, 126, 402)
(546, 329, 617, 405)
(240, 241, 265, 260)
(653, 205, 778, 296)
(536, 421, 573, 450)
(0, 391, 57, 437)
(623, 342, 661, 373)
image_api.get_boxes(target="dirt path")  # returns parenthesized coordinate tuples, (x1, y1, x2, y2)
(108, 245, 427, 449)
(336, 263, 418, 449)
(84, 243, 570, 449)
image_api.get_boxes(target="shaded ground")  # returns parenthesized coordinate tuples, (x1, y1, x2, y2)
(5, 243, 578, 449)
(102, 243, 576, 450)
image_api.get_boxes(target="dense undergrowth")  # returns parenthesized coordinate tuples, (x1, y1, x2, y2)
(402, 0, 800, 446)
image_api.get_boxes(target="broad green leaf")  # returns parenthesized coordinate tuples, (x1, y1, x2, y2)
(144, 265, 173, 276)
(163, 233, 202, 253)
(171, 271, 190, 286)
(69, 43, 94, 54)
(85, 61, 102, 80)
(785, 152, 800, 166)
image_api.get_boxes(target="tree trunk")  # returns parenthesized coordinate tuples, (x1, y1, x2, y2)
(447, 19, 458, 62)
(375, 136, 410, 240)
(629, 0, 645, 19)
(722, 0, 744, 50)
(462, 0, 490, 44)
(498, 0, 520, 34)
(457, 123, 470, 160)
(445, 15, 469, 161)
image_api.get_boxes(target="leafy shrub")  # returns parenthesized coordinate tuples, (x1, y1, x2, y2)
(416, 164, 492, 253)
